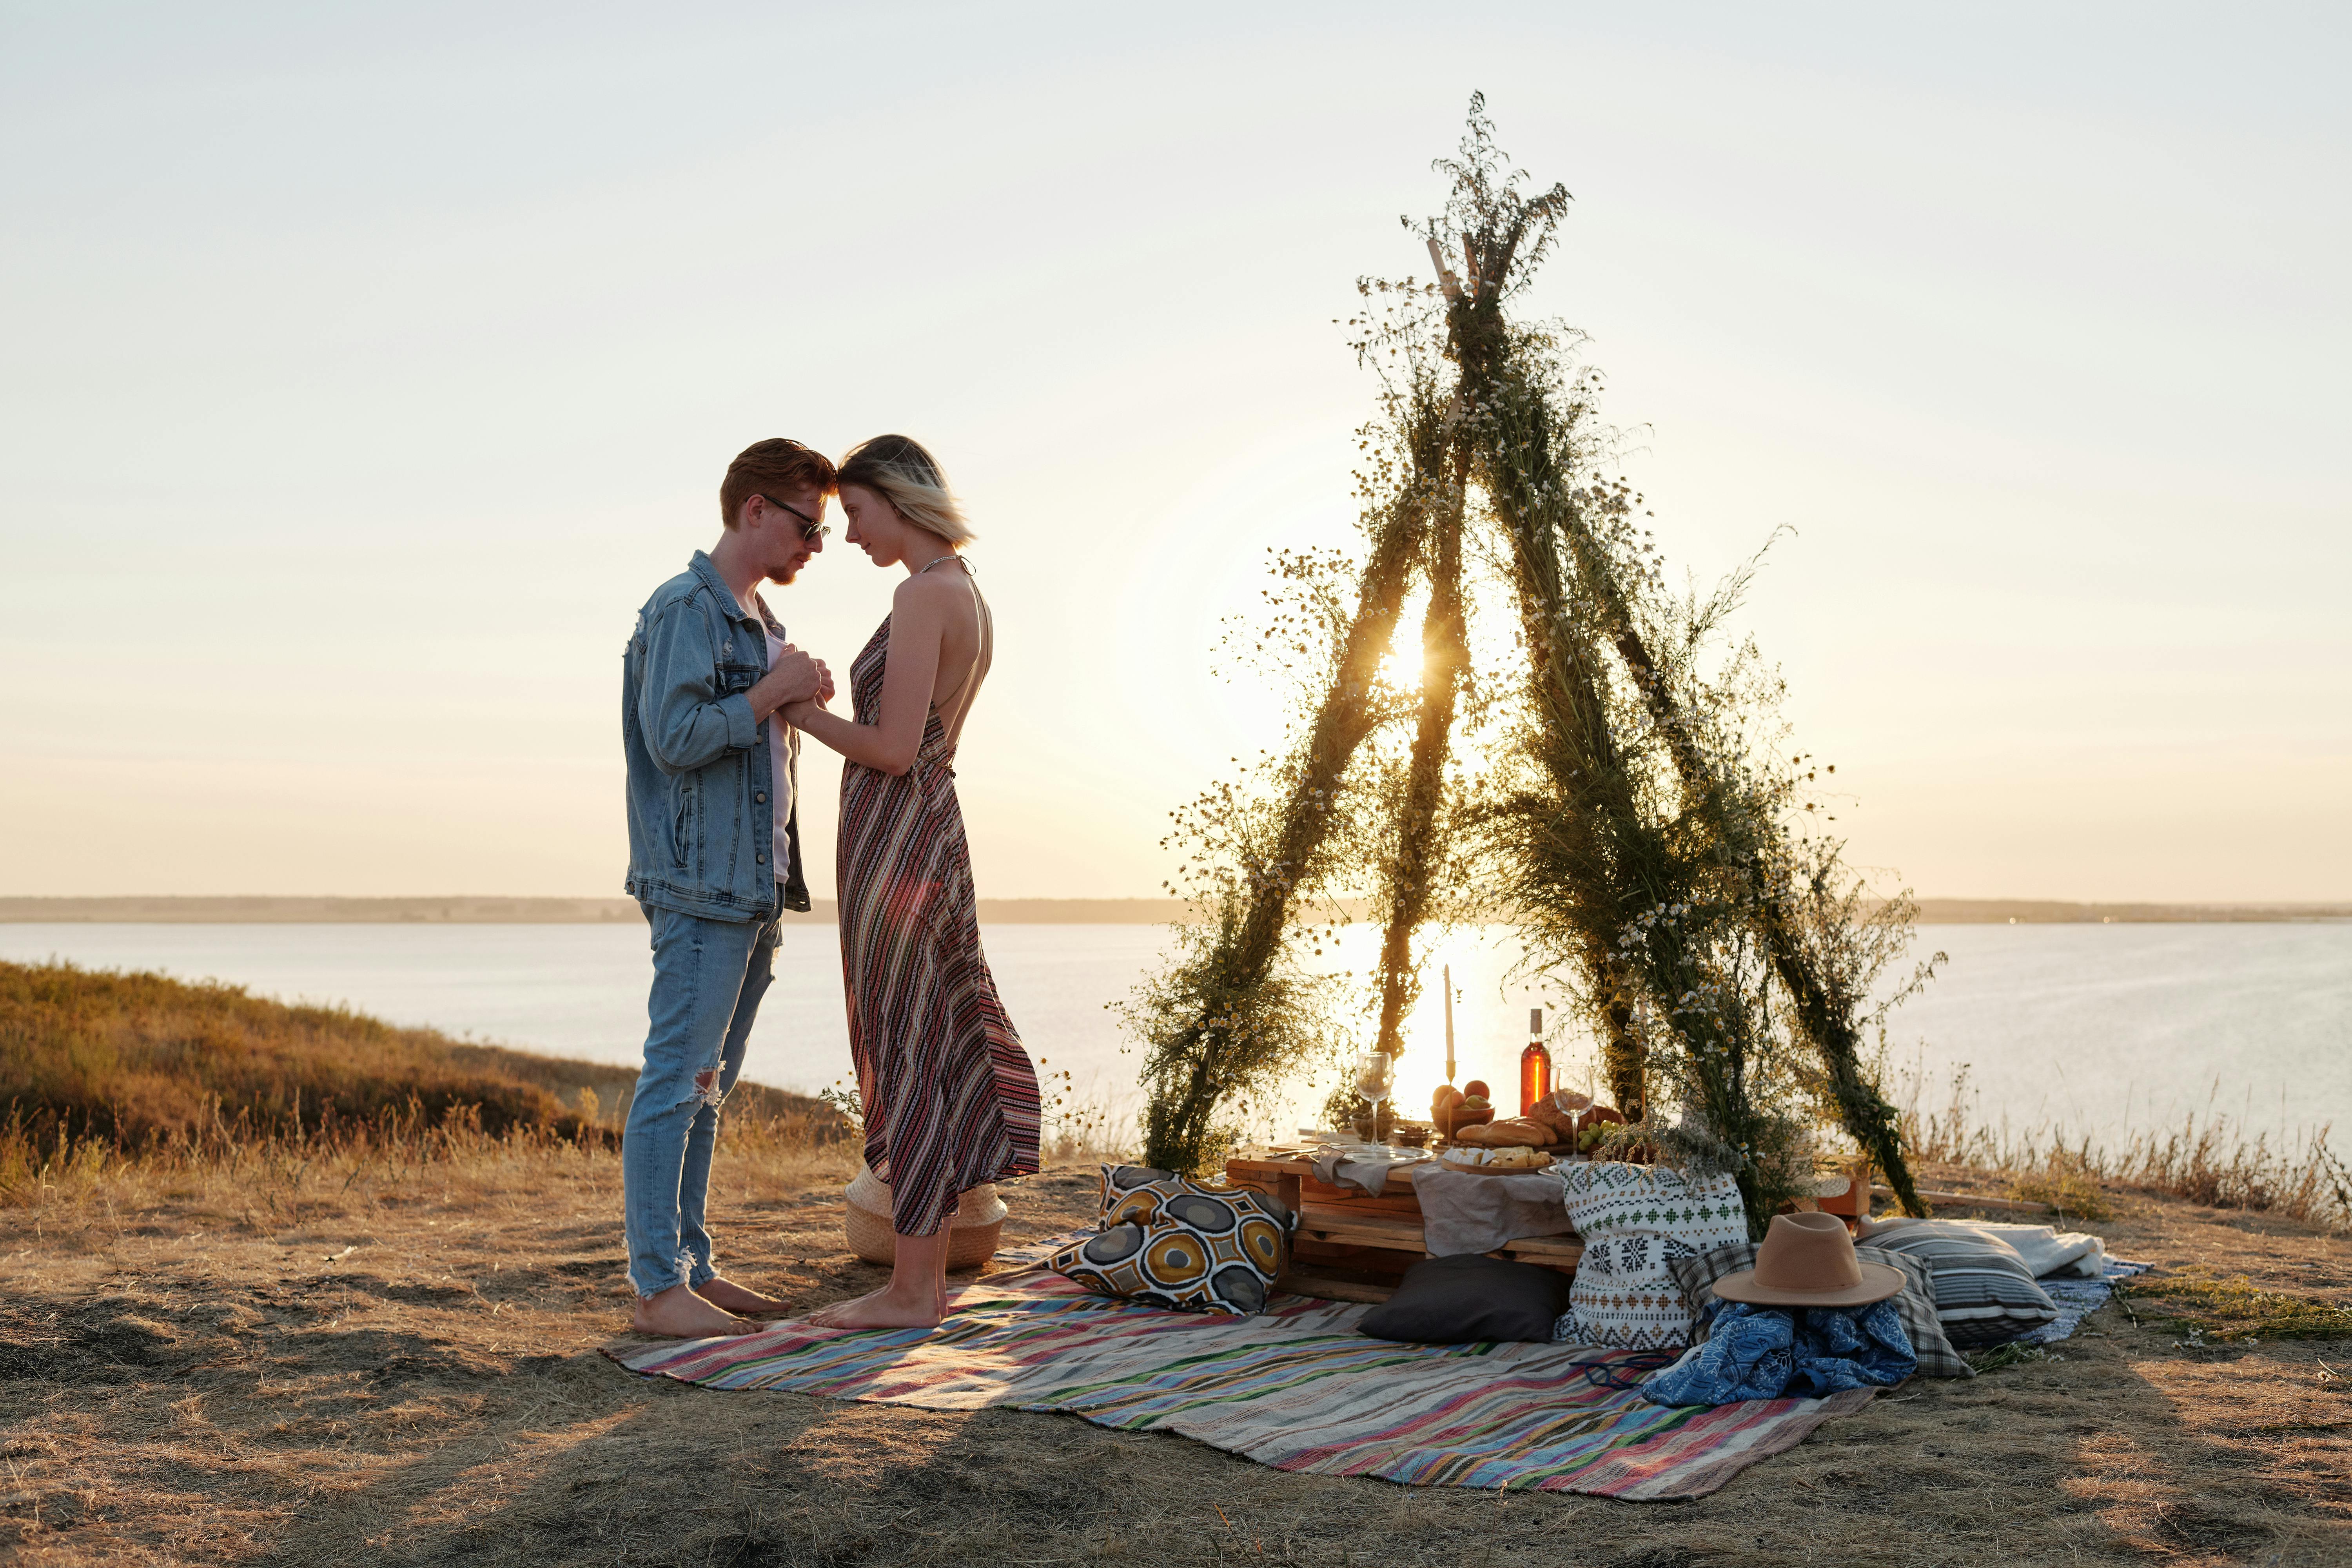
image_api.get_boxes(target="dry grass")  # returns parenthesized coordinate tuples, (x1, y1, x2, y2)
(0, 1130, 2345, 1567)
(0, 958, 839, 1164)
(0, 959, 847, 1221)
(2, 970, 2346, 1563)
(2, 959, 564, 1148)
(2119, 1267, 2352, 1344)
(1895, 1064, 2352, 1234)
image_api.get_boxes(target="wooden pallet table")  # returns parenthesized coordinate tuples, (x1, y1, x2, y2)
(1223, 1150, 1583, 1304)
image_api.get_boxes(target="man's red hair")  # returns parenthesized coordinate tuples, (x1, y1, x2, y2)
(719, 439, 838, 528)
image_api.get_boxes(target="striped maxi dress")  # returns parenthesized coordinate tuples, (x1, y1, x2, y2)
(836, 581, 1041, 1238)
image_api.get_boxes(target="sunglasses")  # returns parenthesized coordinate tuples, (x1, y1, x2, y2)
(759, 494, 831, 542)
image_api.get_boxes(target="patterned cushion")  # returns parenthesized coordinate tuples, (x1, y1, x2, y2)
(1048, 1165, 1296, 1315)
(1857, 1227, 2060, 1347)
(1555, 1162, 1750, 1350)
(1668, 1240, 1974, 1379)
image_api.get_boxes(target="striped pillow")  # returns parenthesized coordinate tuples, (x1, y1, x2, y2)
(1667, 1241, 1974, 1379)
(1857, 1228, 2058, 1347)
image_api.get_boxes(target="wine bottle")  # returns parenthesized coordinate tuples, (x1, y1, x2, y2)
(1519, 1006, 1553, 1116)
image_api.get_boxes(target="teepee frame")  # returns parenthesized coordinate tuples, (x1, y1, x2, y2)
(1136, 99, 1927, 1226)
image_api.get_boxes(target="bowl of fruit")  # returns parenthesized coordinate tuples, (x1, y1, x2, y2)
(1431, 1081, 1496, 1140)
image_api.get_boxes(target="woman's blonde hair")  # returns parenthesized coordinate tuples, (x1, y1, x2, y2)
(835, 434, 974, 546)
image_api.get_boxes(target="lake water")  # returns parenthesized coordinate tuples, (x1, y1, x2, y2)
(4, 921, 2345, 1150)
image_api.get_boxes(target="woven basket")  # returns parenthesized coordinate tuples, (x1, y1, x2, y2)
(843, 1162, 1008, 1272)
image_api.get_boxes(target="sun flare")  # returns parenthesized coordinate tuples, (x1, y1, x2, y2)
(1376, 646, 1428, 693)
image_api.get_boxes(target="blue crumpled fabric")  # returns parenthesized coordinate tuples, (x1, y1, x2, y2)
(1642, 1299, 1917, 1407)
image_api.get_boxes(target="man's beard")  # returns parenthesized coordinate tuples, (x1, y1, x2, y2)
(768, 561, 802, 585)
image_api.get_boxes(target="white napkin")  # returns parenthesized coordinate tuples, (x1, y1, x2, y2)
(1308, 1147, 1425, 1196)
(1413, 1165, 1578, 1256)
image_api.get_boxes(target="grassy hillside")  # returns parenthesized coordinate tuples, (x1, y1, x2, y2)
(0, 958, 831, 1151)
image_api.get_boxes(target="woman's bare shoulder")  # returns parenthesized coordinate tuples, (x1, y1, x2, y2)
(890, 569, 970, 614)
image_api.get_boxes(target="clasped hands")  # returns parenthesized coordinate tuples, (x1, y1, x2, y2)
(751, 644, 833, 719)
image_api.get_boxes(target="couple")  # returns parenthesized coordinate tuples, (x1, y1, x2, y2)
(619, 435, 1039, 1339)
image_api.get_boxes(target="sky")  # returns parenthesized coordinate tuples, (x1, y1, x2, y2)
(2, 2, 2347, 904)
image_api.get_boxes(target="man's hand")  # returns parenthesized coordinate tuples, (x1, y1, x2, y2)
(751, 645, 826, 716)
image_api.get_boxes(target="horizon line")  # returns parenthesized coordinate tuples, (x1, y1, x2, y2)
(2, 895, 2348, 926)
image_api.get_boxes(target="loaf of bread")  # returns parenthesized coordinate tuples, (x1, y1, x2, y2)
(1528, 1102, 1571, 1139)
(1498, 1117, 1550, 1147)
(1527, 1089, 1590, 1140)
(1455, 1116, 1547, 1149)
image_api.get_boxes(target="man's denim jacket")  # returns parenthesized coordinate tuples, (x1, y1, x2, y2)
(622, 551, 810, 922)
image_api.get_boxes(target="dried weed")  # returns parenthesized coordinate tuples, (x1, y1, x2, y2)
(1895, 1063, 2352, 1234)
(2122, 1266, 2352, 1343)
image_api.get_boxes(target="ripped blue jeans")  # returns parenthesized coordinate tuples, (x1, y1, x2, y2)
(623, 901, 782, 1298)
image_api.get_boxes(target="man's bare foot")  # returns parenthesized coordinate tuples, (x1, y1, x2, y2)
(695, 1276, 793, 1316)
(806, 1285, 945, 1331)
(632, 1283, 754, 1339)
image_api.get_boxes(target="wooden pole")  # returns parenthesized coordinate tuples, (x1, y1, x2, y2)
(1443, 964, 1455, 1084)
(1425, 236, 1462, 301)
(1138, 388, 1458, 1173)
(1370, 410, 1472, 1063)
(1541, 505, 1929, 1216)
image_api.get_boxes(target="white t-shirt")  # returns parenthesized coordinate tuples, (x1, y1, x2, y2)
(761, 626, 798, 880)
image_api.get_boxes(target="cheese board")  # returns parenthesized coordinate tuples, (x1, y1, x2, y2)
(1436, 1149, 1557, 1174)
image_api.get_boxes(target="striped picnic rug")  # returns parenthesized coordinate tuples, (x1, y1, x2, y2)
(604, 1238, 1872, 1500)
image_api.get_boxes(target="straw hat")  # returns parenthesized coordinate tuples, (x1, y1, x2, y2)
(1710, 1211, 1907, 1307)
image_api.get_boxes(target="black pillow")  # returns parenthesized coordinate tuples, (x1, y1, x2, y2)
(1359, 1254, 1575, 1344)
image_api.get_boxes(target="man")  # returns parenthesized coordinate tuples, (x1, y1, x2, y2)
(620, 437, 837, 1338)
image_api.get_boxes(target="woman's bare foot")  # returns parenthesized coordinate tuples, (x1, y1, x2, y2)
(802, 1286, 885, 1327)
(632, 1283, 754, 1338)
(805, 1283, 945, 1330)
(695, 1276, 793, 1316)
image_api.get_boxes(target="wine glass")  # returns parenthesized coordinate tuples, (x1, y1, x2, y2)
(1352, 1050, 1394, 1147)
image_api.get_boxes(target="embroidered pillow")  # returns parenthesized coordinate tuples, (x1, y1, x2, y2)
(1049, 1165, 1294, 1315)
(1853, 1227, 2059, 1347)
(1555, 1161, 1749, 1350)
(1668, 1240, 1973, 1379)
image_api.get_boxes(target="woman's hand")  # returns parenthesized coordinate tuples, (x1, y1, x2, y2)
(780, 697, 828, 727)
(751, 646, 829, 720)
(781, 573, 955, 775)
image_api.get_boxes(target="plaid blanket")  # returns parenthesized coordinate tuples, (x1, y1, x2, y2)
(604, 1238, 1872, 1501)
(2018, 1256, 2153, 1347)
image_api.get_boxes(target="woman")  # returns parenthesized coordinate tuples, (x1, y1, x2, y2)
(784, 434, 1041, 1330)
